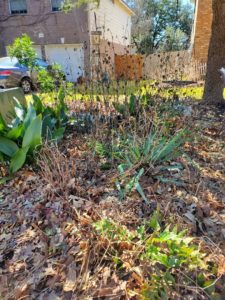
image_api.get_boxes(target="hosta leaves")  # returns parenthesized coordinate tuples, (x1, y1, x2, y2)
(23, 103, 36, 129)
(10, 146, 29, 173)
(0, 152, 4, 162)
(42, 114, 57, 137)
(22, 115, 42, 152)
(13, 97, 25, 121)
(6, 124, 24, 140)
(0, 115, 6, 132)
(0, 136, 18, 157)
(0, 92, 67, 174)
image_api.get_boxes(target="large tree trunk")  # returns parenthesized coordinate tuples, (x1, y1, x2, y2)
(203, 0, 225, 105)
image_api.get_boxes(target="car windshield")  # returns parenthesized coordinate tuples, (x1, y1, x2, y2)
(35, 58, 49, 69)
(0, 57, 18, 67)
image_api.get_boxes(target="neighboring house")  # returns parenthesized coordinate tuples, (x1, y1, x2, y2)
(0, 0, 134, 81)
(191, 0, 212, 63)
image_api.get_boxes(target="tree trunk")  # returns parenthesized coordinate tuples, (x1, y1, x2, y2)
(203, 0, 225, 105)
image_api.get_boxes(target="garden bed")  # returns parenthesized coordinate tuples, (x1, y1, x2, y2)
(0, 91, 225, 299)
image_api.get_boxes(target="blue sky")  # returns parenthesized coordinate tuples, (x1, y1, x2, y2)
(183, 0, 194, 5)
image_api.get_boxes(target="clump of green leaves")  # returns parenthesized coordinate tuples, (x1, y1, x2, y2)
(92, 139, 124, 161)
(38, 64, 65, 93)
(8, 34, 37, 68)
(0, 89, 68, 173)
(113, 94, 139, 117)
(37, 69, 55, 93)
(96, 127, 187, 201)
(121, 128, 187, 167)
(116, 167, 147, 201)
(94, 218, 134, 241)
(93, 211, 212, 300)
(0, 99, 42, 173)
(91, 126, 188, 200)
(49, 63, 65, 83)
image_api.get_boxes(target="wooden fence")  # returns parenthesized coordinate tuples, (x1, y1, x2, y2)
(143, 51, 191, 80)
(188, 61, 207, 81)
(115, 54, 144, 80)
(114, 51, 207, 82)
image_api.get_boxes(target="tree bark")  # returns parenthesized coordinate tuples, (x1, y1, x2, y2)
(203, 0, 225, 105)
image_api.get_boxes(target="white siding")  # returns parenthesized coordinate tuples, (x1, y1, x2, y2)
(89, 0, 132, 46)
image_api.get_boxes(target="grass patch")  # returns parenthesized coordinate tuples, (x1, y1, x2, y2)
(26, 81, 205, 105)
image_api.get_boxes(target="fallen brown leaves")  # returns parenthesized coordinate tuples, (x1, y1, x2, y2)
(0, 102, 225, 299)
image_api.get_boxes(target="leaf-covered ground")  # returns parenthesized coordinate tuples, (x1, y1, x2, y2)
(0, 101, 225, 299)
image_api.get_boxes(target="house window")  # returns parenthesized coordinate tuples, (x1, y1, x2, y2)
(10, 0, 27, 14)
(51, 0, 64, 12)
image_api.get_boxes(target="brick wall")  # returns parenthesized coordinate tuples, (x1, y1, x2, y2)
(0, 0, 90, 72)
(0, 1, 89, 47)
(0, 0, 132, 78)
(192, 0, 213, 62)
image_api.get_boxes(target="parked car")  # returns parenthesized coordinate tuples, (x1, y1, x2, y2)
(0, 57, 49, 93)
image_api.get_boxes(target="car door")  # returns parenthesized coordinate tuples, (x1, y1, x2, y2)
(12, 62, 29, 85)
(0, 58, 22, 87)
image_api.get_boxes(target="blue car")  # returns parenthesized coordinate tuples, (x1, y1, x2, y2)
(0, 57, 49, 93)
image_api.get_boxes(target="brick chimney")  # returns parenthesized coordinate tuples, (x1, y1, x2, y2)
(191, 0, 213, 62)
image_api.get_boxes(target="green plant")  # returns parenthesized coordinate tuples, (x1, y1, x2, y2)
(129, 128, 187, 166)
(94, 218, 134, 241)
(8, 34, 37, 68)
(37, 63, 66, 93)
(115, 128, 187, 200)
(0, 109, 42, 173)
(49, 63, 66, 85)
(116, 166, 147, 201)
(113, 94, 139, 117)
(37, 69, 55, 93)
(0, 90, 68, 174)
(93, 212, 210, 300)
(94, 141, 109, 158)
(140, 223, 207, 299)
(9, 35, 66, 93)
(91, 125, 187, 201)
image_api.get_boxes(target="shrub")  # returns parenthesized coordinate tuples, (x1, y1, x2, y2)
(37, 69, 55, 93)
(8, 34, 37, 68)
(0, 90, 68, 174)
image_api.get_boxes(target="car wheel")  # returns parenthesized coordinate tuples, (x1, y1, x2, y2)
(21, 78, 32, 93)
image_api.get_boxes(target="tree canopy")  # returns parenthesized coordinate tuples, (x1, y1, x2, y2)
(127, 0, 194, 54)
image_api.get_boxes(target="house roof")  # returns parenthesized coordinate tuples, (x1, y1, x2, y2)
(116, 0, 135, 16)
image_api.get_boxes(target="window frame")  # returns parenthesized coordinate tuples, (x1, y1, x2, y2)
(9, 0, 28, 15)
(51, 0, 64, 12)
